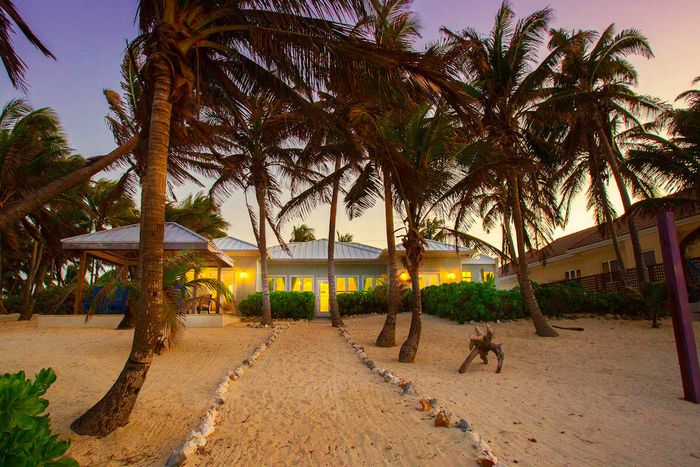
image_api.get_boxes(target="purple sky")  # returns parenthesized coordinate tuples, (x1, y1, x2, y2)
(2, 0, 699, 247)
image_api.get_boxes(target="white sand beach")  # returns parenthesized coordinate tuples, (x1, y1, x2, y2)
(2, 314, 699, 466)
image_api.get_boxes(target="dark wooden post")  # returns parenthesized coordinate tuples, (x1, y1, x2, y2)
(72, 251, 87, 315)
(216, 266, 222, 314)
(657, 211, 700, 403)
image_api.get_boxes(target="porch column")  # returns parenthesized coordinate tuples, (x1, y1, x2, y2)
(72, 251, 87, 315)
(216, 266, 222, 313)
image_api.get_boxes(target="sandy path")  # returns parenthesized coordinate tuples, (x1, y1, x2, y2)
(345, 313, 700, 466)
(189, 322, 477, 466)
(0, 320, 269, 466)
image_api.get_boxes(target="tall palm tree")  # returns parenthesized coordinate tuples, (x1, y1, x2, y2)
(70, 0, 374, 437)
(0, 0, 54, 89)
(337, 232, 354, 242)
(380, 102, 458, 362)
(212, 93, 310, 327)
(289, 224, 317, 242)
(442, 2, 562, 337)
(548, 26, 664, 284)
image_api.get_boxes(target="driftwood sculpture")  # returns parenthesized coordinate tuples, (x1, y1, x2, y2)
(458, 324, 504, 373)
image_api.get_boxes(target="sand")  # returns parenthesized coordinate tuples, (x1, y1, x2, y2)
(344, 313, 700, 466)
(0, 319, 270, 466)
(188, 322, 478, 466)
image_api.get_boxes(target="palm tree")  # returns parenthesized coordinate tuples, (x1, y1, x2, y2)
(290, 224, 317, 242)
(337, 232, 354, 242)
(548, 26, 664, 284)
(212, 93, 310, 327)
(420, 218, 447, 241)
(165, 193, 229, 240)
(442, 2, 562, 337)
(0, 100, 81, 318)
(0, 0, 55, 89)
(70, 0, 384, 437)
(380, 102, 458, 362)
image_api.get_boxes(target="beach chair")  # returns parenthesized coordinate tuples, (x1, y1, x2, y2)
(107, 287, 129, 314)
(83, 286, 107, 314)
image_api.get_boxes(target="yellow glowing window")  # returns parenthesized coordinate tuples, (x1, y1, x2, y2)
(348, 277, 358, 292)
(482, 271, 494, 282)
(275, 276, 286, 291)
(363, 277, 374, 290)
(291, 276, 301, 292)
(302, 277, 314, 292)
(462, 271, 472, 282)
(336, 277, 346, 293)
(418, 275, 426, 289)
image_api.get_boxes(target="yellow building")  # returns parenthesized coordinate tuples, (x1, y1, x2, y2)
(497, 211, 700, 290)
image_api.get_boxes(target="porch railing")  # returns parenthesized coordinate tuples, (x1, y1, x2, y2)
(542, 257, 700, 303)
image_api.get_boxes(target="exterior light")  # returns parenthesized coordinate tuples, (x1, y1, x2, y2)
(399, 272, 409, 281)
(447, 272, 456, 280)
(239, 271, 248, 279)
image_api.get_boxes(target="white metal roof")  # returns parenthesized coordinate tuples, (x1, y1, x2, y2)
(214, 236, 258, 251)
(268, 239, 383, 261)
(61, 222, 233, 266)
(462, 254, 497, 265)
(395, 238, 475, 255)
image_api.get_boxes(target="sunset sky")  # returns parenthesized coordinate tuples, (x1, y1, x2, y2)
(2, 0, 698, 248)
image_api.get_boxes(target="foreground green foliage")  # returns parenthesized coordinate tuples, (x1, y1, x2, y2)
(0, 368, 77, 466)
(239, 292, 315, 320)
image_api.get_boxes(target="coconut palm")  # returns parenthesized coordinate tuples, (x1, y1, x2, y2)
(547, 26, 664, 284)
(441, 2, 563, 337)
(0, 0, 54, 89)
(289, 224, 317, 242)
(165, 193, 229, 240)
(380, 102, 458, 362)
(337, 232, 354, 242)
(212, 93, 311, 327)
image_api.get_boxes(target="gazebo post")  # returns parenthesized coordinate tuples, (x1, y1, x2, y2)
(216, 266, 222, 313)
(72, 251, 87, 315)
(657, 211, 700, 403)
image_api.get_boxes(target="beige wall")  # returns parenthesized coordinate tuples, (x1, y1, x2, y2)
(498, 216, 700, 289)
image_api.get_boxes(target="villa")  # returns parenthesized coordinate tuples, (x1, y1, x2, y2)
(61, 223, 498, 317)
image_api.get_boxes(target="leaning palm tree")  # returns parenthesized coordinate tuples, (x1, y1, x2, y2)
(289, 224, 317, 242)
(0, 0, 55, 89)
(547, 26, 664, 284)
(442, 2, 562, 337)
(165, 193, 229, 240)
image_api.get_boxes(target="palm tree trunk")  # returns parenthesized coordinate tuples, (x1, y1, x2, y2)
(398, 230, 422, 363)
(0, 230, 5, 314)
(510, 175, 558, 337)
(256, 185, 272, 326)
(18, 240, 40, 321)
(71, 71, 172, 436)
(376, 171, 399, 347)
(0, 136, 138, 233)
(327, 156, 344, 327)
(597, 116, 648, 284)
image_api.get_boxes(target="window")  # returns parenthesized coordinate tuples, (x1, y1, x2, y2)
(564, 269, 581, 280)
(291, 276, 314, 292)
(267, 276, 287, 291)
(481, 270, 494, 282)
(348, 277, 358, 292)
(419, 273, 440, 289)
(363, 277, 374, 290)
(602, 259, 620, 274)
(336, 277, 346, 293)
(461, 271, 472, 282)
(335, 276, 359, 294)
(643, 250, 657, 266)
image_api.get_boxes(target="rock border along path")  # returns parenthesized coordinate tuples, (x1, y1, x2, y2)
(338, 326, 504, 467)
(166, 324, 289, 466)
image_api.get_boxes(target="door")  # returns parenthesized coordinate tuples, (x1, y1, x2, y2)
(318, 279, 329, 314)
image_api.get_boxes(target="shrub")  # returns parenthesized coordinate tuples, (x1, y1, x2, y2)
(337, 290, 385, 316)
(238, 291, 315, 320)
(0, 368, 77, 466)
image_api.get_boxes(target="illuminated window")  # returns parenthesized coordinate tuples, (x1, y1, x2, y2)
(275, 276, 286, 291)
(302, 277, 314, 292)
(348, 277, 358, 292)
(418, 273, 439, 289)
(336, 277, 346, 293)
(462, 271, 472, 282)
(363, 277, 374, 290)
(481, 270, 494, 282)
(291, 276, 301, 292)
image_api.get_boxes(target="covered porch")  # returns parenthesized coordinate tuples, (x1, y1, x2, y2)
(60, 222, 234, 316)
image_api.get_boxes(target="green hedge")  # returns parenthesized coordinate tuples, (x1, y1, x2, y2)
(408, 280, 668, 324)
(337, 290, 385, 316)
(238, 291, 315, 320)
